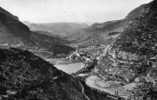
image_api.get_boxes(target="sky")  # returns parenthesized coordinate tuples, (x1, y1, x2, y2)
(0, 0, 152, 24)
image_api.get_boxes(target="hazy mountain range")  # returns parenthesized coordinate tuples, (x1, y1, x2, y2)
(24, 22, 88, 37)
(24, 2, 149, 48)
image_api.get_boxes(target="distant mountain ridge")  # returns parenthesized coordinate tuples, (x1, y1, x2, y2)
(25, 22, 88, 37)
(19, 2, 152, 48)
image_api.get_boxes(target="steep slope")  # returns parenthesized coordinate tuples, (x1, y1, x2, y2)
(113, 1, 155, 55)
(0, 7, 31, 46)
(0, 47, 118, 100)
(0, 7, 30, 37)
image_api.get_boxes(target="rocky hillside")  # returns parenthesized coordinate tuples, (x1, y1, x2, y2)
(0, 7, 74, 57)
(88, 0, 157, 99)
(0, 47, 119, 100)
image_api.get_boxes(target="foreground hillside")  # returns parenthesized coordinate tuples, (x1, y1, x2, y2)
(0, 47, 120, 100)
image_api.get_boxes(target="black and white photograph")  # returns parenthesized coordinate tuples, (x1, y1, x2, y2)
(0, 0, 157, 100)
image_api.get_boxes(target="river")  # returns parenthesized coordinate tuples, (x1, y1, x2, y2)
(46, 58, 83, 74)
(55, 63, 84, 74)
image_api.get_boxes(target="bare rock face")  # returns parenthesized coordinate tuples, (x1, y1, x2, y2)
(95, 0, 157, 98)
